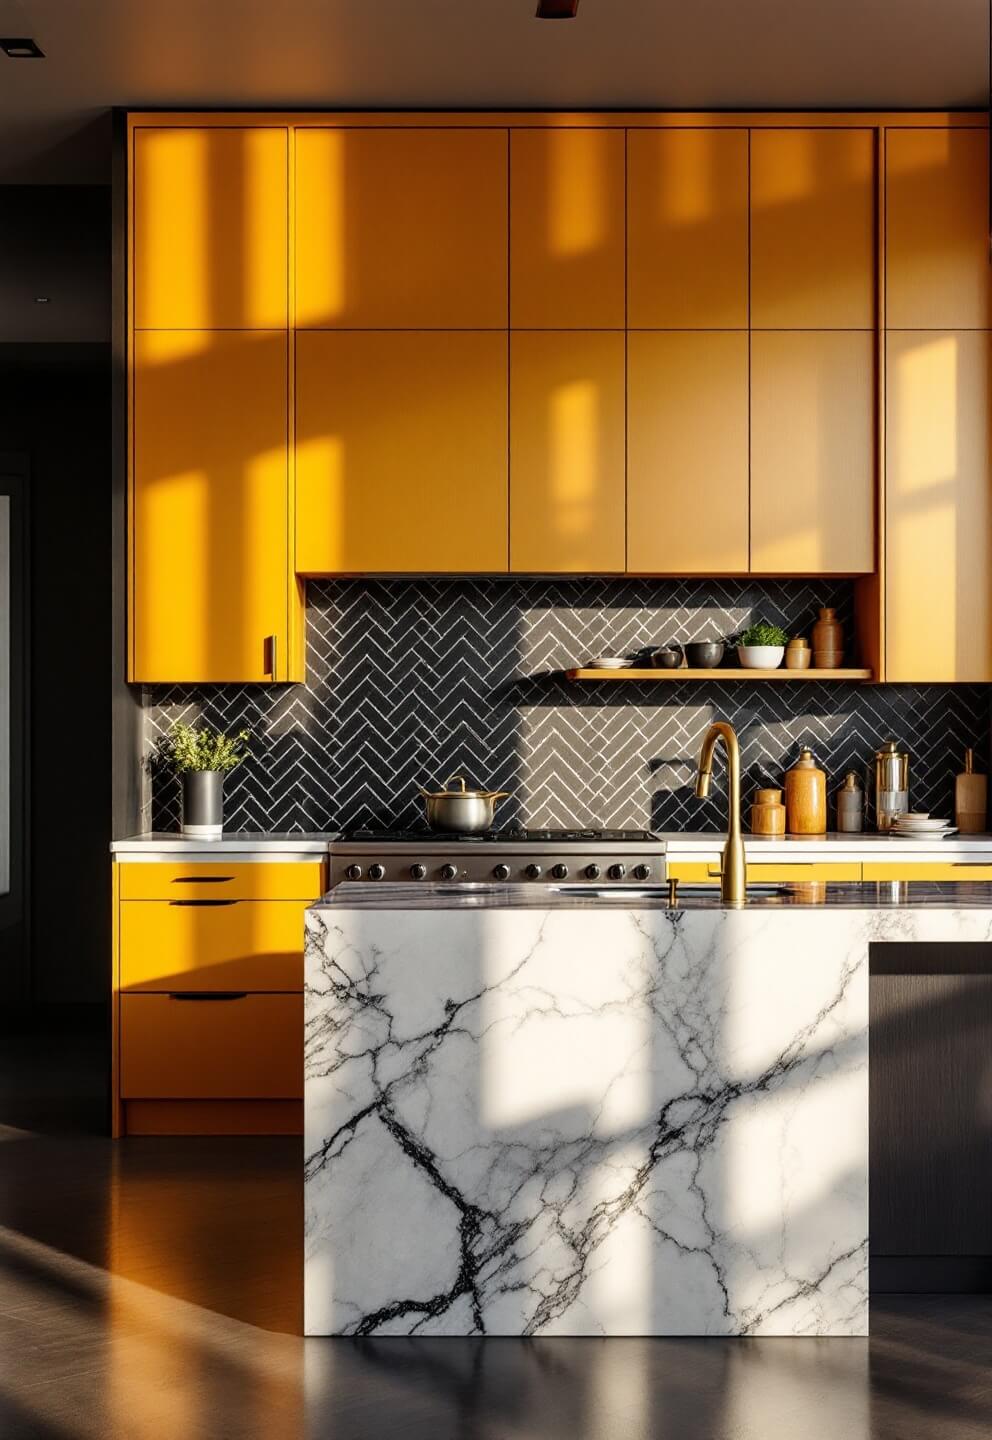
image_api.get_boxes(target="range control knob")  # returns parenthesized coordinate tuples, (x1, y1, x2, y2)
(440, 863, 458, 881)
(608, 863, 627, 880)
(633, 864, 651, 881)
(550, 863, 569, 880)
(345, 864, 362, 880)
(368, 863, 385, 881)
(524, 863, 543, 880)
(410, 864, 427, 880)
(493, 863, 511, 881)
(584, 863, 601, 880)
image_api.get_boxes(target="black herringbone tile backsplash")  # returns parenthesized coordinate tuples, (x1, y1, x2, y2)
(145, 579, 990, 833)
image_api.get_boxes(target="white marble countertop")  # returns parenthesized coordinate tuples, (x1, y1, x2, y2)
(312, 879, 992, 910)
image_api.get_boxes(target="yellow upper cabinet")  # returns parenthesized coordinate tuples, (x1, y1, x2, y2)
(886, 128, 990, 329)
(886, 330, 992, 681)
(133, 127, 288, 329)
(510, 331, 625, 573)
(627, 332, 749, 574)
(509, 129, 625, 328)
(750, 128, 875, 330)
(295, 129, 508, 328)
(295, 330, 508, 573)
(750, 331, 874, 574)
(132, 329, 294, 682)
(627, 129, 748, 328)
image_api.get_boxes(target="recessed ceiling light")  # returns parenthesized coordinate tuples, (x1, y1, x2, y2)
(536, 0, 579, 17)
(0, 37, 45, 58)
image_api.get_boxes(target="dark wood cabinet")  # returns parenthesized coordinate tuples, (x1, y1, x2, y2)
(870, 943, 992, 1291)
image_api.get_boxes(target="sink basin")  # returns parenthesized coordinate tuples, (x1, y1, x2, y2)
(550, 884, 790, 901)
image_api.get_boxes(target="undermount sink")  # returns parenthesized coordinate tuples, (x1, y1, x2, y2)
(550, 883, 791, 901)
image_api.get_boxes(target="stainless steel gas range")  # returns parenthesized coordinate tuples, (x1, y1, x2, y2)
(328, 828, 663, 887)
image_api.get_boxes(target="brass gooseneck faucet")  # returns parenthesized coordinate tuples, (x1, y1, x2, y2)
(694, 721, 747, 905)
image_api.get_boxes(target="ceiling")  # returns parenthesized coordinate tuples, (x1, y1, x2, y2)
(0, 0, 988, 183)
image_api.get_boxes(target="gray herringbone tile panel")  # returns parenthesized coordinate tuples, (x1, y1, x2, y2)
(145, 579, 989, 833)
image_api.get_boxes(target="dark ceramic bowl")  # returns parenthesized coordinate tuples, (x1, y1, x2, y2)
(650, 646, 683, 669)
(685, 640, 725, 669)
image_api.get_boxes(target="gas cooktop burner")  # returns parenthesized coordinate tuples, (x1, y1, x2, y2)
(342, 827, 657, 843)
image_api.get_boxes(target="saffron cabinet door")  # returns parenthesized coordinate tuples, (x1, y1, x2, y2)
(133, 125, 288, 329)
(510, 128, 625, 329)
(885, 329, 992, 682)
(131, 329, 299, 682)
(295, 330, 509, 574)
(750, 331, 874, 575)
(886, 128, 991, 329)
(295, 128, 508, 329)
(750, 127, 875, 329)
(627, 331, 749, 574)
(626, 128, 749, 329)
(510, 330, 626, 573)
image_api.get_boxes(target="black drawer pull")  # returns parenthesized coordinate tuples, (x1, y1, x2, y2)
(171, 876, 235, 884)
(168, 899, 239, 907)
(168, 991, 248, 1001)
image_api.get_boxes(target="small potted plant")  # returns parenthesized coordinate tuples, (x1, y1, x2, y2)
(735, 620, 789, 670)
(162, 721, 251, 837)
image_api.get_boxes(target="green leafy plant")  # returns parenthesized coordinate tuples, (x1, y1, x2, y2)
(162, 721, 251, 775)
(738, 620, 789, 647)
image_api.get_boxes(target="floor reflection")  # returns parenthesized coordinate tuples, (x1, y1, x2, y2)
(0, 1130, 988, 1439)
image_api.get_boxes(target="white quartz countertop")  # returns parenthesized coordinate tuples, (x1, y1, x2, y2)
(659, 830, 992, 862)
(111, 829, 992, 863)
(111, 831, 337, 859)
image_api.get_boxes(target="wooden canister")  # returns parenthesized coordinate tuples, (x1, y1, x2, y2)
(750, 787, 786, 835)
(811, 607, 844, 668)
(784, 637, 812, 671)
(955, 748, 988, 834)
(785, 748, 827, 835)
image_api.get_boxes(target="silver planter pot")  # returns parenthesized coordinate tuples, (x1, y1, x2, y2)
(181, 770, 224, 838)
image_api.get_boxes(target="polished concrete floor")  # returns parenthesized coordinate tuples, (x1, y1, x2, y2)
(1, 1016, 990, 1439)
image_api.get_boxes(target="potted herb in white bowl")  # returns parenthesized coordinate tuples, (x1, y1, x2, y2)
(164, 721, 251, 837)
(736, 620, 789, 671)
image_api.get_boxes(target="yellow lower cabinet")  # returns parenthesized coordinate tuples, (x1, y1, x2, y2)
(113, 861, 318, 1136)
(119, 860, 325, 902)
(863, 863, 992, 883)
(667, 861, 862, 884)
(119, 899, 310, 992)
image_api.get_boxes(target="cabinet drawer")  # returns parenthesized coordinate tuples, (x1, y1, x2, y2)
(118, 861, 325, 901)
(120, 993, 302, 1099)
(667, 861, 861, 883)
(119, 899, 307, 992)
(863, 863, 992, 883)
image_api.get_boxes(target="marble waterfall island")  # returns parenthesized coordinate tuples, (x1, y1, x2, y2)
(304, 884, 992, 1337)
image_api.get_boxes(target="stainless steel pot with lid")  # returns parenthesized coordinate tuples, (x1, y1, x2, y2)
(419, 774, 510, 833)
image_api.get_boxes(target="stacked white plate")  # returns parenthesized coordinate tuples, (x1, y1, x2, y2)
(586, 656, 630, 669)
(890, 812, 957, 839)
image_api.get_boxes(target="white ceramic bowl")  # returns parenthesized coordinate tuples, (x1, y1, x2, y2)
(737, 644, 785, 670)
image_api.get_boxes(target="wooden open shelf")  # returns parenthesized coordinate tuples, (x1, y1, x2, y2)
(565, 667, 874, 682)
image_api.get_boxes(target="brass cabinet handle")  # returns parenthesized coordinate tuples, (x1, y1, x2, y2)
(168, 991, 248, 1001)
(168, 898, 239, 908)
(171, 875, 234, 885)
(267, 632, 278, 680)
